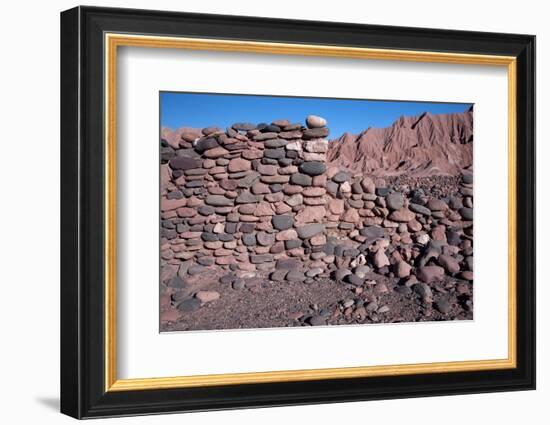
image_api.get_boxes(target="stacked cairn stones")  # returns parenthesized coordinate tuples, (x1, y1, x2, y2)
(161, 114, 473, 317)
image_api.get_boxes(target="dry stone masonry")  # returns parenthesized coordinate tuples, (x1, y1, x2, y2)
(160, 115, 474, 329)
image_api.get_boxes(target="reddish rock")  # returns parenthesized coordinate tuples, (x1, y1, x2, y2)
(161, 309, 180, 323)
(195, 290, 220, 303)
(161, 197, 187, 212)
(228, 157, 251, 172)
(220, 179, 238, 190)
(276, 229, 298, 241)
(312, 174, 327, 187)
(203, 147, 229, 158)
(176, 207, 196, 218)
(431, 225, 447, 242)
(388, 208, 415, 222)
(394, 260, 412, 278)
(251, 182, 269, 194)
(328, 199, 345, 215)
(417, 266, 445, 283)
(438, 254, 460, 274)
(283, 184, 304, 195)
(256, 164, 278, 176)
(310, 234, 326, 246)
(242, 150, 263, 160)
(295, 206, 326, 224)
(302, 187, 326, 197)
(341, 208, 360, 223)
(255, 202, 275, 216)
(427, 198, 448, 211)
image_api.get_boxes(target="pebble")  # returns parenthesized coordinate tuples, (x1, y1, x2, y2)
(386, 192, 405, 210)
(308, 315, 327, 326)
(416, 266, 445, 283)
(177, 298, 201, 312)
(435, 298, 452, 314)
(195, 290, 220, 303)
(306, 115, 327, 128)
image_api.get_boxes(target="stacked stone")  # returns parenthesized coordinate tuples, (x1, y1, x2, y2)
(160, 115, 333, 284)
(160, 113, 474, 317)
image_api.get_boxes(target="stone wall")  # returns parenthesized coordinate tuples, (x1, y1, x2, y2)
(160, 115, 474, 289)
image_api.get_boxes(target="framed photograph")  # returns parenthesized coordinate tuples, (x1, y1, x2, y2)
(60, 6, 536, 419)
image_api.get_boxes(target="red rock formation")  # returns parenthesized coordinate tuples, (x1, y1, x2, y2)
(327, 109, 473, 177)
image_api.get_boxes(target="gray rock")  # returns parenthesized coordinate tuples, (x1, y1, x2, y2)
(332, 172, 350, 183)
(166, 275, 186, 288)
(177, 298, 201, 312)
(290, 173, 313, 186)
(201, 232, 219, 242)
(435, 298, 452, 314)
(359, 226, 385, 240)
(218, 233, 234, 242)
(250, 254, 274, 264)
(409, 203, 432, 216)
(308, 315, 327, 326)
(303, 127, 329, 139)
(232, 279, 245, 290)
(205, 195, 233, 207)
(284, 239, 302, 250)
(263, 124, 281, 133)
(270, 270, 288, 282)
(242, 233, 257, 246)
(257, 231, 275, 246)
(263, 148, 286, 159)
(225, 222, 238, 234)
(272, 214, 294, 230)
(286, 270, 306, 282)
(459, 207, 474, 220)
(166, 190, 183, 200)
(236, 191, 261, 204)
(414, 283, 433, 300)
(296, 223, 325, 239)
(168, 156, 202, 170)
(299, 161, 326, 176)
(334, 268, 352, 281)
(346, 274, 364, 286)
(198, 205, 215, 216)
(194, 137, 219, 153)
(220, 274, 237, 284)
(264, 139, 288, 148)
(188, 265, 206, 275)
(239, 223, 256, 233)
(386, 192, 405, 210)
(236, 172, 260, 188)
(276, 258, 302, 270)
(462, 173, 473, 184)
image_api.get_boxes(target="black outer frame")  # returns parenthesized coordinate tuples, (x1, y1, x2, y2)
(60, 6, 536, 419)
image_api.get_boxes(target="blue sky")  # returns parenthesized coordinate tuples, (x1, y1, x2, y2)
(160, 92, 472, 138)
